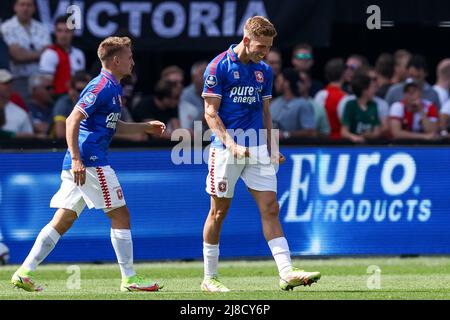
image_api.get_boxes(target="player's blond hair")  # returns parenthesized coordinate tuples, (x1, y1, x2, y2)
(244, 16, 277, 39)
(97, 36, 132, 63)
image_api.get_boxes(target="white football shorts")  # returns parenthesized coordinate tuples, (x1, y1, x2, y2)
(50, 165, 126, 216)
(206, 145, 277, 198)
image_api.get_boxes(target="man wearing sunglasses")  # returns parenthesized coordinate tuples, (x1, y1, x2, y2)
(291, 43, 323, 96)
(27, 73, 54, 136)
(52, 71, 91, 139)
(342, 54, 369, 94)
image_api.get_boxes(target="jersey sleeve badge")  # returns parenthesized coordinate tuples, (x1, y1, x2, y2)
(83, 92, 97, 106)
(205, 75, 218, 88)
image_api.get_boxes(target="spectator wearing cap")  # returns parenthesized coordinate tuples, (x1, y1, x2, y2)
(342, 54, 369, 94)
(298, 71, 330, 137)
(51, 71, 91, 139)
(374, 53, 395, 99)
(341, 71, 382, 143)
(291, 43, 323, 97)
(392, 49, 412, 84)
(0, 68, 33, 136)
(39, 15, 86, 99)
(179, 60, 208, 132)
(385, 55, 441, 109)
(265, 47, 282, 98)
(433, 58, 450, 107)
(0, 68, 27, 112)
(0, 0, 51, 104)
(389, 80, 439, 141)
(27, 73, 54, 136)
(132, 79, 180, 140)
(314, 58, 347, 139)
(270, 68, 316, 140)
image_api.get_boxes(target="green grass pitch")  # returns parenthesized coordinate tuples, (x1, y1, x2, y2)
(1, 257, 450, 300)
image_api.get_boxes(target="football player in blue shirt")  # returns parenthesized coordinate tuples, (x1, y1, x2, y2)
(12, 36, 166, 292)
(200, 16, 321, 292)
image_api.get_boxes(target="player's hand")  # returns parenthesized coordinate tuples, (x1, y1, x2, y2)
(145, 121, 166, 136)
(232, 144, 250, 159)
(72, 159, 86, 186)
(271, 152, 286, 165)
(278, 152, 286, 164)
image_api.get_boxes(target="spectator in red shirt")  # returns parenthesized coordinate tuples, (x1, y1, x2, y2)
(389, 80, 439, 141)
(314, 58, 347, 139)
(39, 15, 85, 98)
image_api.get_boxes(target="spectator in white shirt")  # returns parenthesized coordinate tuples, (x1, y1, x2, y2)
(389, 80, 439, 141)
(0, 0, 51, 104)
(179, 60, 207, 132)
(433, 58, 450, 108)
(439, 100, 450, 138)
(0, 69, 33, 136)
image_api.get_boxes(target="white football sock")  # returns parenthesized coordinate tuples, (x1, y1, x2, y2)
(22, 225, 61, 271)
(110, 229, 136, 279)
(268, 237, 293, 277)
(203, 242, 219, 280)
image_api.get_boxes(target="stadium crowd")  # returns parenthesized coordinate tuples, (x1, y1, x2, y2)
(1, 0, 450, 144)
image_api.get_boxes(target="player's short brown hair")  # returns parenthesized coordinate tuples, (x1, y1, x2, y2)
(97, 36, 132, 63)
(244, 16, 277, 38)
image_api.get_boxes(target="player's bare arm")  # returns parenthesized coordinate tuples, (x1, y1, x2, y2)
(204, 96, 250, 159)
(263, 99, 285, 164)
(115, 120, 166, 136)
(66, 108, 86, 186)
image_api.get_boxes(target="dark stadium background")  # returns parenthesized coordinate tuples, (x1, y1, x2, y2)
(2, 0, 450, 93)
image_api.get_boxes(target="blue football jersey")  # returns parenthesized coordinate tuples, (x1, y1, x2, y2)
(202, 44, 273, 148)
(62, 69, 122, 169)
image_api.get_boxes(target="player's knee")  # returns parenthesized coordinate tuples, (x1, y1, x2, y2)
(263, 201, 279, 219)
(210, 206, 229, 222)
(52, 215, 76, 235)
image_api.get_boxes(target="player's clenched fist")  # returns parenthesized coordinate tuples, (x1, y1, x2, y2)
(71, 159, 86, 186)
(232, 144, 250, 159)
(145, 121, 166, 136)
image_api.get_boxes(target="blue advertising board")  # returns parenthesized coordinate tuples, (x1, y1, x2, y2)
(1, 146, 449, 263)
